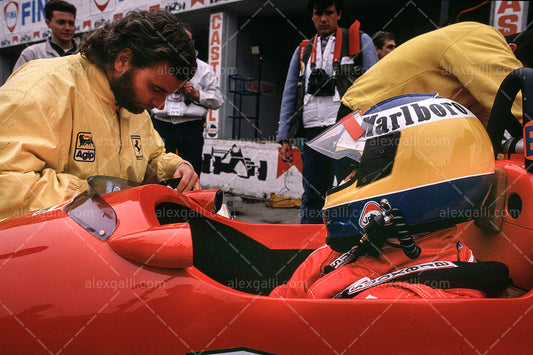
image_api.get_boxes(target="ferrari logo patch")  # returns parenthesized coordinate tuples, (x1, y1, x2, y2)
(74, 132, 95, 162)
(131, 135, 143, 160)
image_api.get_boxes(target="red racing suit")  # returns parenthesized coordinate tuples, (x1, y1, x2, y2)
(270, 227, 485, 299)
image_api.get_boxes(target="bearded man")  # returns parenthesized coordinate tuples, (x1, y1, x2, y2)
(0, 9, 200, 220)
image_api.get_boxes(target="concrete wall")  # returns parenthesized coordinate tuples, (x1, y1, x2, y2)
(201, 138, 303, 199)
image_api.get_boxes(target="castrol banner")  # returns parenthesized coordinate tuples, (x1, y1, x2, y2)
(491, 1, 529, 35)
(1, 0, 242, 48)
(206, 11, 223, 138)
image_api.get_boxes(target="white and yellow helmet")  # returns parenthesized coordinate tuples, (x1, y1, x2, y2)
(308, 94, 495, 252)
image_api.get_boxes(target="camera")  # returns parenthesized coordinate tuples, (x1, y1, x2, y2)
(307, 68, 336, 96)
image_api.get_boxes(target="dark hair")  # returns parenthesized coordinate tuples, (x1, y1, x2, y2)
(181, 22, 193, 34)
(307, 0, 345, 14)
(372, 31, 395, 49)
(505, 29, 533, 68)
(45, 0, 76, 20)
(181, 22, 194, 40)
(79, 10, 197, 80)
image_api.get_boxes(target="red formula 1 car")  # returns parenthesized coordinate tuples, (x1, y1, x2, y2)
(1, 69, 533, 354)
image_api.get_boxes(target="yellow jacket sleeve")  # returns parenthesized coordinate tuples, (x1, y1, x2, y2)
(0, 91, 87, 219)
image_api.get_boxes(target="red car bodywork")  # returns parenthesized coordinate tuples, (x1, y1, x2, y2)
(0, 154, 532, 354)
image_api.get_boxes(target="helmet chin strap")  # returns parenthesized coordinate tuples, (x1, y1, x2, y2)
(323, 199, 421, 276)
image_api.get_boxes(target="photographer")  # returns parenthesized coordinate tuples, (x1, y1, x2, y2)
(277, 0, 377, 224)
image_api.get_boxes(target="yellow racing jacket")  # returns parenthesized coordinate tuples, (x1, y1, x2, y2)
(0, 54, 185, 220)
(341, 22, 524, 127)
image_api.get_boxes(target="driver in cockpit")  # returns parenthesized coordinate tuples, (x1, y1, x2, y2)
(270, 94, 509, 299)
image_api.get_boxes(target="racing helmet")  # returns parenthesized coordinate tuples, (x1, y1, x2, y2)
(308, 94, 495, 252)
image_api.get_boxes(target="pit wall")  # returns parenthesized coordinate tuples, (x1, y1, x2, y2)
(201, 139, 303, 199)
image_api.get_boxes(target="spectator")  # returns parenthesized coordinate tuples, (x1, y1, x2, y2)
(372, 31, 396, 59)
(152, 24, 223, 176)
(339, 22, 533, 127)
(277, 0, 378, 224)
(0, 10, 200, 221)
(13, 0, 78, 71)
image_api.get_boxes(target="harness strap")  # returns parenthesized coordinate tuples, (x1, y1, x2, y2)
(309, 26, 343, 69)
(299, 39, 309, 63)
(334, 261, 510, 299)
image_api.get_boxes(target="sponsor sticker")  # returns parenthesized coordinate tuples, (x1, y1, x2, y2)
(358, 201, 381, 229)
(357, 96, 475, 139)
(168, 91, 184, 102)
(74, 132, 95, 162)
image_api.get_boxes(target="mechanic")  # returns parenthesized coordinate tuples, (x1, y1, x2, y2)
(13, 0, 78, 71)
(277, 0, 378, 224)
(338, 22, 533, 127)
(271, 94, 509, 299)
(0, 10, 200, 220)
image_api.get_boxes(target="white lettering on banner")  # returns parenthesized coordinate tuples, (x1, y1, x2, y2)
(356, 97, 475, 139)
(491, 1, 528, 35)
(207, 12, 223, 138)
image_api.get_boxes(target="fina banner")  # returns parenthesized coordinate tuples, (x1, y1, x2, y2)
(1, 0, 242, 48)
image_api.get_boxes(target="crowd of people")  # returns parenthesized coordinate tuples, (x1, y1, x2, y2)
(1, 0, 532, 300)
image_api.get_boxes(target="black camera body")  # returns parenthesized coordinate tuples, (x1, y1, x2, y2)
(307, 68, 336, 96)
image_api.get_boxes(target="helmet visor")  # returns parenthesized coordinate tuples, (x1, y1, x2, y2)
(307, 110, 372, 164)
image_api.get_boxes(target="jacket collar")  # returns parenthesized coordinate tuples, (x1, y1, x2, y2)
(78, 54, 116, 110)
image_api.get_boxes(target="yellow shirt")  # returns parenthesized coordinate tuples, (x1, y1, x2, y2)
(0, 54, 184, 219)
(342, 22, 523, 127)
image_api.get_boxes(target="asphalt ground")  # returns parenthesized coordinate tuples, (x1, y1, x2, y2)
(224, 193, 300, 224)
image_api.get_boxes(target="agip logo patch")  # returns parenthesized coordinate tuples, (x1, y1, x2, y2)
(131, 135, 143, 160)
(358, 201, 381, 229)
(74, 132, 95, 162)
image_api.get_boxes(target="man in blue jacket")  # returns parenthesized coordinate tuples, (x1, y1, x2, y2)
(277, 0, 378, 224)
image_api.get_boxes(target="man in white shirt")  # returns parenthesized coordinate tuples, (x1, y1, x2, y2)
(152, 25, 224, 176)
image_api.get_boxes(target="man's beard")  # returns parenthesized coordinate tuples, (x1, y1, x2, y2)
(109, 68, 144, 114)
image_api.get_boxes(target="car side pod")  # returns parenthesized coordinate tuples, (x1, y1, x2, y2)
(108, 224, 193, 268)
